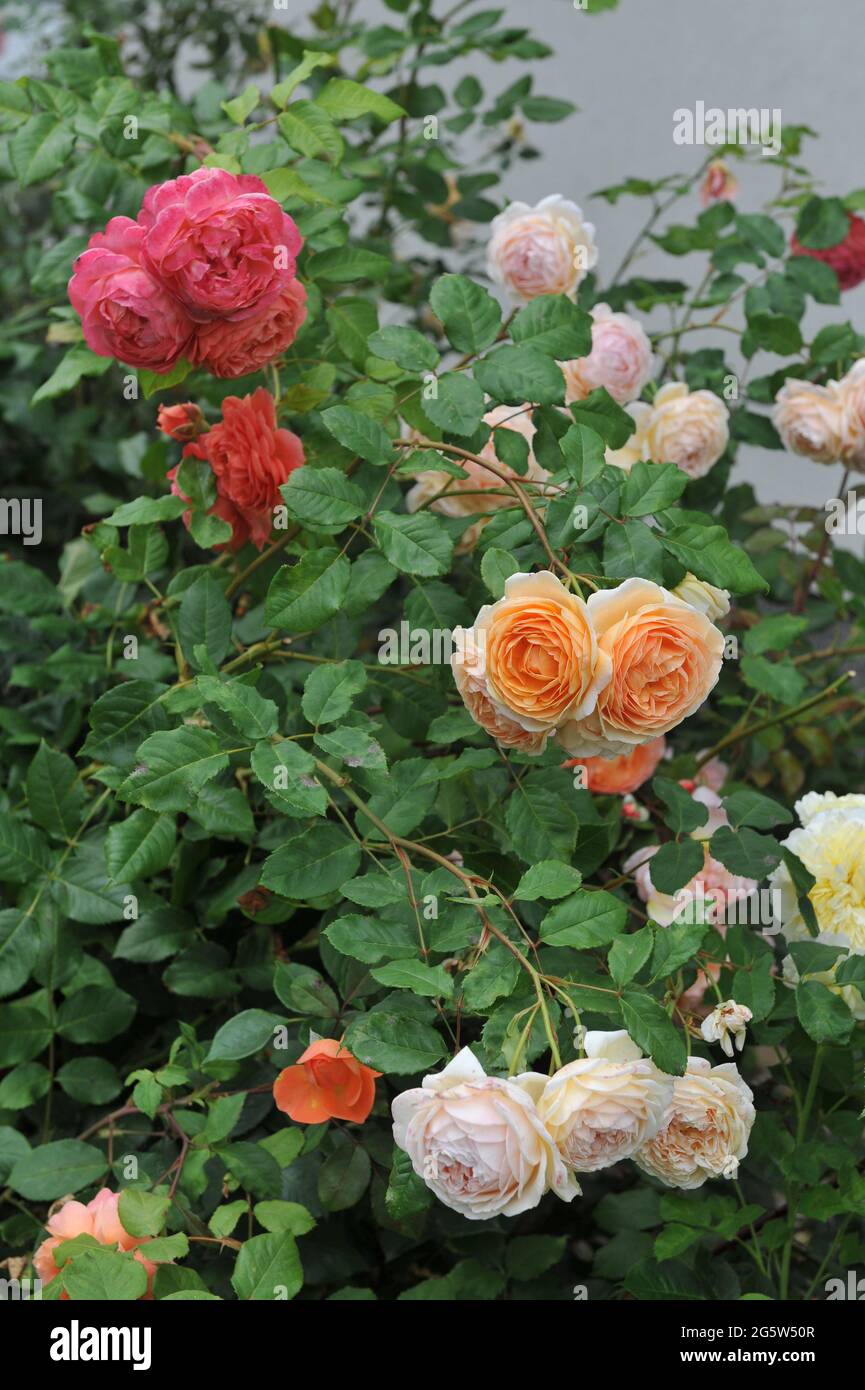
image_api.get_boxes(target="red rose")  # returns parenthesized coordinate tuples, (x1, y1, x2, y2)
(191, 279, 307, 378)
(157, 402, 207, 441)
(180, 388, 304, 550)
(790, 212, 865, 291)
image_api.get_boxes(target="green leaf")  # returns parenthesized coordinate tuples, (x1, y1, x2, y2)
(559, 423, 606, 484)
(386, 1148, 432, 1222)
(221, 83, 260, 124)
(647, 838, 704, 895)
(25, 741, 85, 840)
(57, 985, 137, 1044)
(321, 405, 395, 464)
(540, 889, 628, 948)
(318, 1143, 372, 1211)
(653, 778, 710, 835)
(429, 274, 501, 354)
(608, 927, 654, 987)
(270, 49, 334, 108)
(104, 495, 188, 527)
(603, 518, 665, 584)
(0, 813, 51, 882)
(278, 101, 343, 162)
(620, 991, 687, 1075)
(795, 195, 850, 250)
(480, 547, 519, 598)
(31, 345, 112, 404)
(569, 387, 635, 449)
(368, 326, 439, 373)
(138, 359, 193, 399)
(8, 1139, 107, 1199)
(251, 739, 328, 817)
(206, 1009, 284, 1063)
(179, 576, 232, 670)
(324, 915, 415, 965)
(118, 1189, 171, 1238)
(742, 613, 808, 656)
(373, 510, 453, 576)
(310, 247, 391, 282)
(344, 1009, 446, 1074)
(721, 789, 793, 831)
(315, 77, 404, 124)
(622, 461, 688, 517)
(264, 549, 351, 632)
(0, 910, 42, 998)
(301, 659, 367, 724)
(741, 654, 806, 706)
(506, 783, 578, 864)
(192, 675, 278, 740)
(106, 809, 175, 881)
(62, 1247, 149, 1301)
(10, 112, 75, 186)
(422, 372, 486, 436)
(659, 523, 768, 594)
(260, 825, 361, 898)
(796, 980, 855, 1044)
(117, 727, 229, 813)
(83, 680, 170, 768)
(651, 920, 708, 980)
(510, 295, 592, 358)
(514, 860, 583, 901)
(231, 1231, 303, 1300)
(370, 958, 454, 998)
(254, 1201, 316, 1236)
(709, 826, 782, 879)
(474, 346, 565, 406)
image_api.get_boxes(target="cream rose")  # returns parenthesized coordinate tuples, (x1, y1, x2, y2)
(700, 1000, 752, 1057)
(405, 405, 549, 551)
(772, 378, 845, 464)
(559, 303, 653, 406)
(557, 578, 725, 758)
(486, 194, 598, 304)
(769, 792, 865, 954)
(634, 1056, 755, 1189)
(391, 1047, 578, 1219)
(453, 570, 611, 737)
(537, 1030, 673, 1173)
(671, 573, 731, 622)
(644, 382, 729, 478)
(839, 359, 865, 468)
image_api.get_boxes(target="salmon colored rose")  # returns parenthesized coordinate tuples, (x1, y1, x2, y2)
(486, 194, 598, 304)
(790, 211, 865, 292)
(33, 1189, 160, 1297)
(179, 387, 304, 550)
(558, 578, 725, 757)
(274, 1038, 379, 1124)
(559, 303, 653, 406)
(405, 405, 549, 551)
(568, 735, 666, 795)
(68, 216, 194, 372)
(452, 630, 549, 754)
(157, 401, 206, 442)
(772, 377, 845, 463)
(137, 167, 302, 322)
(453, 570, 611, 736)
(192, 279, 308, 379)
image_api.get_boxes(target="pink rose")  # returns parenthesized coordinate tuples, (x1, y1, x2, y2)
(559, 303, 653, 406)
(68, 216, 194, 372)
(486, 194, 598, 304)
(137, 167, 302, 323)
(33, 1189, 161, 1297)
(699, 160, 739, 207)
(157, 401, 207, 441)
(624, 841, 758, 928)
(192, 278, 308, 378)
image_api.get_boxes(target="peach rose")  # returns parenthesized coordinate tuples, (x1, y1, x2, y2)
(772, 377, 845, 464)
(559, 303, 653, 406)
(453, 570, 611, 737)
(68, 216, 194, 372)
(405, 405, 549, 551)
(138, 167, 302, 323)
(34, 1189, 159, 1296)
(644, 382, 729, 478)
(391, 1047, 578, 1219)
(157, 402, 206, 442)
(634, 1056, 755, 1189)
(624, 841, 758, 928)
(274, 1038, 379, 1124)
(537, 1031, 673, 1173)
(839, 359, 865, 468)
(557, 579, 725, 757)
(180, 387, 304, 550)
(699, 159, 739, 207)
(486, 194, 598, 303)
(452, 631, 549, 754)
(192, 278, 308, 379)
(569, 735, 666, 795)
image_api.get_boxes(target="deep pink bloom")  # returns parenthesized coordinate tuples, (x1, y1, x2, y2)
(137, 167, 303, 322)
(192, 278, 308, 378)
(68, 217, 194, 372)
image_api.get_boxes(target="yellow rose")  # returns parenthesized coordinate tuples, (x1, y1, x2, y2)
(671, 573, 731, 621)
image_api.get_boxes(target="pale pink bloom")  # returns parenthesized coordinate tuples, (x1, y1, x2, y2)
(559, 303, 653, 406)
(33, 1189, 160, 1296)
(486, 194, 598, 304)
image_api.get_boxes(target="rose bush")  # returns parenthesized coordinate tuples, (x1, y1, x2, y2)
(0, 0, 864, 1307)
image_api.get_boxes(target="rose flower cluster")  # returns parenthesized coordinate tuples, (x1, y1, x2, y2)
(391, 1033, 755, 1218)
(68, 167, 306, 378)
(451, 570, 726, 760)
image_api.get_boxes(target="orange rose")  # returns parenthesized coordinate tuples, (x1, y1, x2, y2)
(454, 571, 611, 736)
(558, 579, 724, 757)
(157, 401, 206, 442)
(452, 631, 549, 754)
(568, 735, 666, 794)
(273, 1038, 379, 1124)
(34, 1189, 161, 1297)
